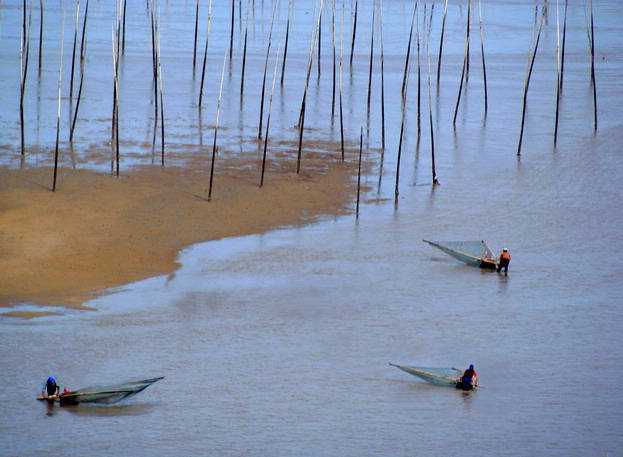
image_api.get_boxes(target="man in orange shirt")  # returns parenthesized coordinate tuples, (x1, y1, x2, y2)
(497, 248, 511, 273)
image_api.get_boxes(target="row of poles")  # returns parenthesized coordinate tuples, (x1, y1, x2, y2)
(16, 0, 599, 212)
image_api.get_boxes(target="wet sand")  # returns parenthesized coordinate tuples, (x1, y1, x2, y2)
(0, 153, 362, 316)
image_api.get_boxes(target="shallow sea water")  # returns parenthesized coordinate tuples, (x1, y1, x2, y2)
(1, 0, 622, 456)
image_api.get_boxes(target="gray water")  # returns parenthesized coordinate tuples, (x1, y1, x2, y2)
(1, 0, 622, 456)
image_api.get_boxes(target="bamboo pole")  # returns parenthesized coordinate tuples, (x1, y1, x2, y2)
(150, 0, 158, 124)
(426, 17, 438, 185)
(395, 2, 417, 202)
(379, 0, 385, 149)
(20, 3, 32, 157)
(38, 0, 43, 74)
(157, 7, 165, 165)
(258, 2, 277, 140)
(560, 0, 567, 90)
(349, 0, 358, 66)
(331, 0, 336, 119)
(240, 0, 251, 96)
(208, 47, 228, 202)
(229, 0, 234, 59)
(339, 0, 345, 160)
(477, 0, 487, 115)
(296, 0, 325, 174)
(452, 30, 469, 126)
(366, 5, 374, 121)
(317, 11, 321, 78)
(111, 28, 120, 177)
(554, 0, 561, 146)
(70, 0, 88, 142)
(19, 10, 25, 155)
(112, 0, 122, 176)
(52, 14, 65, 192)
(260, 41, 280, 188)
(465, 0, 471, 82)
(517, 8, 545, 156)
(280, 0, 293, 86)
(416, 3, 421, 135)
(356, 125, 363, 218)
(69, 0, 80, 101)
(111, 0, 121, 143)
(121, 0, 126, 55)
(436, 0, 448, 83)
(401, 0, 417, 96)
(193, 0, 199, 73)
(198, 0, 212, 109)
(589, 0, 597, 131)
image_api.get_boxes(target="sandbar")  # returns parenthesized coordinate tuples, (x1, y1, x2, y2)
(0, 151, 362, 317)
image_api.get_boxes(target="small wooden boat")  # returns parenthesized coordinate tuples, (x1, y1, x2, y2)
(36, 394, 59, 404)
(36, 377, 163, 405)
(390, 364, 478, 390)
(423, 240, 498, 270)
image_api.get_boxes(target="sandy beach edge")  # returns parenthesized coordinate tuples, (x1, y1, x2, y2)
(0, 156, 370, 317)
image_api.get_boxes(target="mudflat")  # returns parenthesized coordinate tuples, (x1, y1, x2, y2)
(0, 155, 360, 317)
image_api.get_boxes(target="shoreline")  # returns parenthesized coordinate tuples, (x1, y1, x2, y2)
(0, 155, 363, 318)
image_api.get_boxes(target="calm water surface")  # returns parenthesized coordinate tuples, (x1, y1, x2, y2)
(1, 0, 622, 456)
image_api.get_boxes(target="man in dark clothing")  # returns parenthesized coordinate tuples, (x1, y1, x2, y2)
(497, 248, 511, 273)
(44, 377, 60, 397)
(457, 365, 477, 391)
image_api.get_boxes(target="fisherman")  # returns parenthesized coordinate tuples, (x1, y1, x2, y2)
(43, 377, 60, 398)
(457, 365, 477, 391)
(497, 248, 511, 273)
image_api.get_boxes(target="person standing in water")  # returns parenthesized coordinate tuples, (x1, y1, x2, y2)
(457, 365, 478, 390)
(497, 248, 511, 273)
(43, 377, 60, 397)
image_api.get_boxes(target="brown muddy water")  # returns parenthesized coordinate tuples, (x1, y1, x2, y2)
(1, 0, 622, 455)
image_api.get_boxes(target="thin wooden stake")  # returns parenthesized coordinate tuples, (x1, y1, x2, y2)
(280, 0, 293, 86)
(121, 0, 126, 55)
(193, 0, 199, 73)
(331, 0, 336, 119)
(297, 0, 325, 174)
(317, 11, 322, 78)
(258, 2, 277, 140)
(589, 0, 597, 131)
(208, 47, 228, 202)
(517, 9, 545, 156)
(157, 7, 165, 165)
(339, 0, 345, 160)
(477, 0, 488, 115)
(38, 0, 43, 74)
(69, 0, 80, 101)
(240, 0, 251, 96)
(198, 0, 213, 109)
(554, 0, 561, 146)
(426, 19, 437, 185)
(416, 3, 421, 135)
(436, 0, 448, 83)
(70, 0, 88, 142)
(465, 0, 471, 82)
(560, 0, 568, 90)
(379, 0, 385, 149)
(349, 0, 358, 66)
(20, 3, 33, 157)
(356, 125, 363, 218)
(366, 6, 375, 122)
(52, 14, 65, 192)
(260, 42, 281, 188)
(150, 0, 158, 124)
(453, 40, 468, 125)
(396, 3, 417, 202)
(229, 0, 234, 59)
(401, 1, 417, 96)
